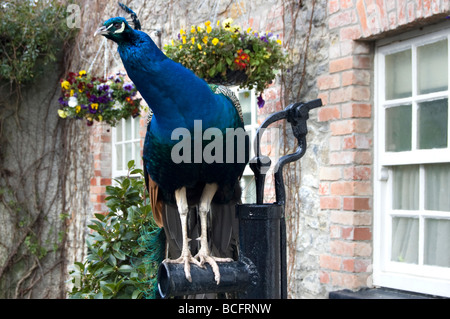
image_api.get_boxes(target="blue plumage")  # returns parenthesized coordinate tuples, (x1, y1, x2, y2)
(97, 6, 249, 287)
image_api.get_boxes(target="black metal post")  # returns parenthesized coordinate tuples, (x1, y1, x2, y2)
(236, 203, 284, 299)
(157, 257, 258, 298)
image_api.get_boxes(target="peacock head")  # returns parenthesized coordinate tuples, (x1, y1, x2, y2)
(94, 17, 134, 43)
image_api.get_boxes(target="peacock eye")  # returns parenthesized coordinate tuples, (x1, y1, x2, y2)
(113, 23, 122, 29)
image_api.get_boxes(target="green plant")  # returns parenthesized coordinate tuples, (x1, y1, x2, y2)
(0, 0, 77, 85)
(68, 161, 163, 299)
(164, 18, 288, 107)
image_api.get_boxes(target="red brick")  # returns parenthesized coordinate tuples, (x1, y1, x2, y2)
(331, 181, 355, 195)
(330, 151, 353, 165)
(354, 227, 372, 240)
(329, 10, 354, 29)
(343, 197, 371, 211)
(342, 258, 355, 272)
(330, 57, 353, 73)
(328, 0, 340, 14)
(318, 106, 341, 122)
(100, 178, 112, 186)
(331, 181, 372, 196)
(320, 167, 342, 181)
(343, 166, 372, 180)
(342, 70, 370, 86)
(320, 196, 341, 209)
(90, 178, 97, 186)
(329, 151, 355, 165)
(320, 271, 330, 284)
(319, 182, 330, 195)
(355, 151, 372, 164)
(317, 74, 341, 90)
(320, 255, 342, 270)
(330, 240, 355, 256)
(340, 25, 362, 40)
(340, 0, 353, 9)
(330, 119, 371, 136)
(330, 272, 367, 289)
(341, 103, 372, 118)
(343, 135, 372, 149)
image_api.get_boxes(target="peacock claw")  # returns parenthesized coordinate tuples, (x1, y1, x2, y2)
(194, 250, 233, 285)
(163, 252, 202, 283)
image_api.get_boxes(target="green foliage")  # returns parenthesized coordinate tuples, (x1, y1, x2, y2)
(68, 161, 162, 299)
(0, 0, 77, 85)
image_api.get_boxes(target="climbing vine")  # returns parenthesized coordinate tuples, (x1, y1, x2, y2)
(0, 0, 89, 298)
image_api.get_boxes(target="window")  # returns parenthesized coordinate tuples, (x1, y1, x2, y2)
(374, 27, 450, 297)
(231, 87, 258, 204)
(112, 116, 142, 178)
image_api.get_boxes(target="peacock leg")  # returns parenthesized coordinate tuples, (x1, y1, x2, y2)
(194, 183, 233, 285)
(163, 187, 201, 282)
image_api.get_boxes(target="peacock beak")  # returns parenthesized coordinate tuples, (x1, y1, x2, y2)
(94, 25, 110, 37)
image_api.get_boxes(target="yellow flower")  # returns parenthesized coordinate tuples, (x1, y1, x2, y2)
(197, 43, 202, 50)
(202, 36, 208, 44)
(206, 26, 212, 33)
(277, 39, 282, 45)
(70, 89, 75, 97)
(182, 35, 187, 44)
(231, 25, 241, 33)
(247, 27, 252, 33)
(179, 45, 183, 49)
(78, 70, 86, 77)
(212, 38, 219, 46)
(217, 20, 220, 27)
(75, 105, 81, 113)
(223, 18, 233, 30)
(180, 28, 186, 35)
(98, 115, 103, 121)
(205, 21, 211, 27)
(191, 37, 195, 44)
(171, 39, 175, 46)
(197, 25, 204, 32)
(61, 80, 70, 90)
(190, 26, 196, 33)
(91, 103, 99, 110)
(58, 110, 68, 118)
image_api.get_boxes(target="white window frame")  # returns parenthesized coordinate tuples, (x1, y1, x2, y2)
(111, 116, 142, 179)
(374, 25, 450, 297)
(229, 86, 259, 203)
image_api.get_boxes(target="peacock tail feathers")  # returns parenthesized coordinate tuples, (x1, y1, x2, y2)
(134, 226, 166, 299)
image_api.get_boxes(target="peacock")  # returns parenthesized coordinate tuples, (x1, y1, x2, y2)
(95, 3, 249, 287)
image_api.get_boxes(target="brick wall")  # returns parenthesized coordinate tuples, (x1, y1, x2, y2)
(316, 0, 449, 292)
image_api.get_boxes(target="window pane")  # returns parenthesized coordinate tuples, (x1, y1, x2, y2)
(385, 105, 412, 152)
(385, 49, 412, 100)
(425, 219, 450, 267)
(417, 99, 448, 150)
(125, 117, 132, 141)
(125, 143, 132, 165)
(238, 90, 252, 125)
(425, 163, 450, 211)
(391, 217, 419, 264)
(134, 142, 141, 164)
(392, 165, 419, 210)
(116, 145, 123, 171)
(116, 120, 123, 142)
(417, 39, 448, 95)
(134, 117, 140, 140)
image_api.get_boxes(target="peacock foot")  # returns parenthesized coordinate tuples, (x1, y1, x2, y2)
(163, 249, 202, 283)
(194, 249, 233, 285)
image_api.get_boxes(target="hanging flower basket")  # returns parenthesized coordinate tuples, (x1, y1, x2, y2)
(57, 70, 143, 126)
(164, 18, 288, 108)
